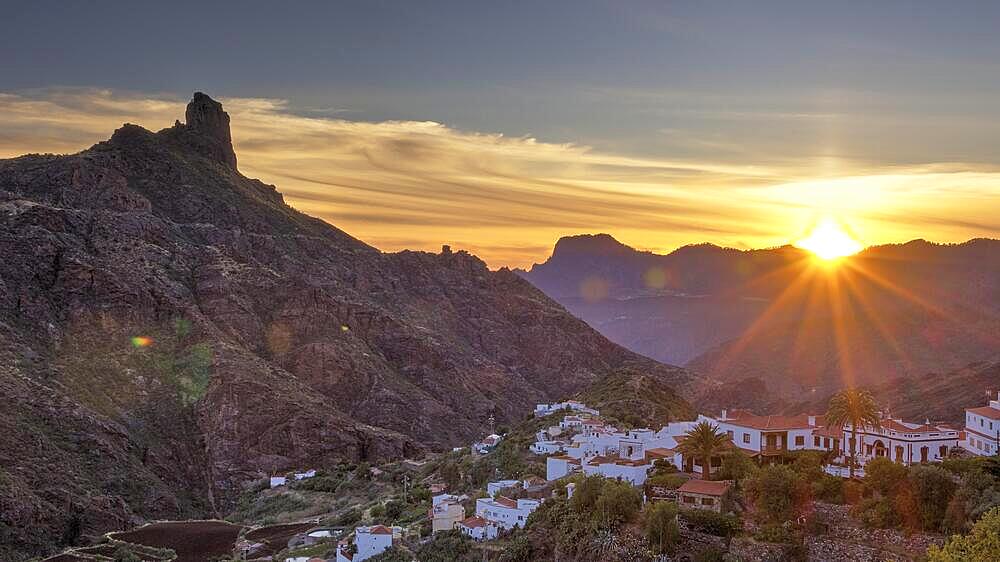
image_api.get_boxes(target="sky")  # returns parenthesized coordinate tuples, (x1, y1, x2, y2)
(2, 1, 999, 268)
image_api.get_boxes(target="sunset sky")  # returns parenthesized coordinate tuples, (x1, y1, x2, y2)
(3, 1, 999, 268)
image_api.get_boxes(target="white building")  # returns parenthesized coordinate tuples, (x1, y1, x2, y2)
(458, 515, 499, 540)
(269, 476, 287, 488)
(530, 440, 566, 455)
(473, 434, 502, 454)
(475, 496, 541, 530)
(841, 418, 959, 466)
(486, 479, 520, 498)
(335, 525, 398, 562)
(711, 410, 839, 456)
(534, 400, 599, 418)
(963, 392, 1000, 457)
(546, 454, 582, 480)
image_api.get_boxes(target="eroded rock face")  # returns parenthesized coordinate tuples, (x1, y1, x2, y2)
(0, 93, 694, 559)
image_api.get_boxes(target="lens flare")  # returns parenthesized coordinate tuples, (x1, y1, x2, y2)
(795, 218, 863, 261)
(130, 336, 154, 348)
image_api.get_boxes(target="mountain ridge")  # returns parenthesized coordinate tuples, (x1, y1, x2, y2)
(0, 93, 695, 559)
(519, 232, 1000, 397)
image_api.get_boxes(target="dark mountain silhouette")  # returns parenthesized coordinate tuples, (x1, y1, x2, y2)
(0, 94, 693, 559)
(520, 233, 1000, 398)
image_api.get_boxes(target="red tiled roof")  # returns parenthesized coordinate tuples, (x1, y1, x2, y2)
(677, 479, 732, 496)
(725, 413, 822, 430)
(494, 496, 517, 508)
(879, 419, 950, 434)
(460, 516, 487, 528)
(368, 525, 393, 535)
(812, 426, 843, 439)
(646, 447, 675, 457)
(586, 455, 615, 465)
(968, 406, 1000, 420)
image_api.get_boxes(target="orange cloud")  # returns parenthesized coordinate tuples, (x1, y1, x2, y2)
(1, 89, 997, 268)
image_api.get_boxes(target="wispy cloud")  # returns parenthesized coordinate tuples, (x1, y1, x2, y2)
(0, 89, 997, 267)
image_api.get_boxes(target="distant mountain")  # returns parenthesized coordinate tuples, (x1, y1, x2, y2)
(0, 94, 694, 559)
(520, 233, 1000, 396)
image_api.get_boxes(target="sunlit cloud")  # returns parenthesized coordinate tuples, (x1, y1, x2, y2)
(0, 88, 997, 268)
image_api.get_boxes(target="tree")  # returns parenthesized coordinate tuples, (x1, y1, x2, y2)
(718, 449, 758, 483)
(593, 480, 642, 529)
(644, 502, 679, 554)
(571, 476, 605, 513)
(824, 389, 881, 478)
(909, 465, 957, 531)
(863, 457, 908, 497)
(745, 465, 807, 524)
(927, 506, 1000, 561)
(676, 421, 731, 480)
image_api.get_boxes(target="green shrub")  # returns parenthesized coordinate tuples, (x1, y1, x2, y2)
(593, 480, 642, 529)
(745, 465, 808, 524)
(753, 523, 801, 545)
(852, 497, 898, 528)
(646, 473, 688, 489)
(680, 509, 741, 537)
(294, 475, 341, 492)
(644, 501, 679, 554)
(812, 474, 844, 503)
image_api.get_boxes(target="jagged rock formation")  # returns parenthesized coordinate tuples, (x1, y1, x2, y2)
(0, 93, 693, 560)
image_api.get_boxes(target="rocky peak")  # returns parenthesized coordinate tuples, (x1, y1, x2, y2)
(182, 92, 237, 170)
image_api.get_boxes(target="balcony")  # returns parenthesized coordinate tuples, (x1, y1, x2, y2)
(760, 444, 787, 456)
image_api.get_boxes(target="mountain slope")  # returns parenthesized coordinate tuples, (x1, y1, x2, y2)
(520, 234, 1000, 396)
(0, 93, 693, 559)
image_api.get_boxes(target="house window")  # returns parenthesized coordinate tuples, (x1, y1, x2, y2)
(814, 436, 820, 447)
(743, 433, 750, 443)
(683, 496, 696, 504)
(795, 436, 805, 447)
(701, 497, 715, 506)
(824, 438, 830, 448)
(727, 430, 734, 439)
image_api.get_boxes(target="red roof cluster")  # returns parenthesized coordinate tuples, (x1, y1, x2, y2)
(967, 406, 1000, 420)
(494, 496, 517, 508)
(677, 479, 733, 496)
(460, 516, 487, 528)
(725, 411, 823, 430)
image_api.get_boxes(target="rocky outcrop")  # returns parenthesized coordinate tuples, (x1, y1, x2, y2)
(0, 93, 694, 559)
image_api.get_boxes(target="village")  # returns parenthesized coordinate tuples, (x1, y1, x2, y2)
(44, 391, 1000, 562)
(247, 391, 1000, 562)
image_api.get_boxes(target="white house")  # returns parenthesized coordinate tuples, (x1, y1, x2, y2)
(963, 391, 1000, 457)
(475, 496, 541, 530)
(294, 469, 317, 480)
(473, 434, 502, 454)
(535, 400, 599, 418)
(546, 454, 583, 480)
(712, 410, 838, 456)
(429, 498, 465, 534)
(458, 515, 499, 540)
(486, 479, 520, 498)
(841, 417, 959, 466)
(530, 440, 566, 455)
(269, 476, 287, 488)
(335, 525, 397, 562)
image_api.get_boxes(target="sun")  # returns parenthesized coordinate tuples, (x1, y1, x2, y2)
(795, 218, 863, 261)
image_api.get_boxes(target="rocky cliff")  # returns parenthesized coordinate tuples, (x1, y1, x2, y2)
(0, 93, 693, 559)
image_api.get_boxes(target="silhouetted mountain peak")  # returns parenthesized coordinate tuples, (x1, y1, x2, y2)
(181, 92, 237, 170)
(551, 233, 639, 258)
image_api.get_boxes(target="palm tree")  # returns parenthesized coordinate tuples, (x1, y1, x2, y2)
(677, 421, 731, 480)
(825, 389, 881, 478)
